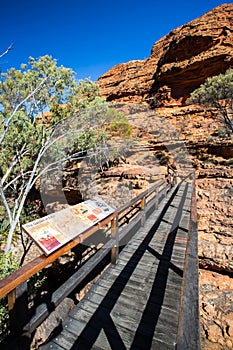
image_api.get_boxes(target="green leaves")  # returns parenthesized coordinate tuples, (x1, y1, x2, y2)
(188, 69, 233, 104)
(187, 69, 233, 132)
(0, 54, 133, 253)
(106, 109, 133, 137)
(0, 55, 76, 120)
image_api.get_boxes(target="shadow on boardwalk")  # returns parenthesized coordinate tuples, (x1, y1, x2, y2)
(44, 183, 188, 350)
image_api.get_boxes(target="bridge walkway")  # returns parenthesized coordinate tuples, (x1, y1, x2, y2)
(41, 180, 193, 350)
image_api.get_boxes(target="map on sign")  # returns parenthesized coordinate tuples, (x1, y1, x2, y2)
(22, 198, 115, 255)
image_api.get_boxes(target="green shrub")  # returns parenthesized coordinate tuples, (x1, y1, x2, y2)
(106, 109, 133, 137)
(0, 253, 19, 340)
(187, 68, 233, 133)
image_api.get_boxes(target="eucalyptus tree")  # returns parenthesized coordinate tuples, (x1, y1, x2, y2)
(187, 68, 233, 133)
(0, 55, 125, 254)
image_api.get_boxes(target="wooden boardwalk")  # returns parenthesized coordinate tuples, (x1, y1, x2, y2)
(41, 180, 195, 350)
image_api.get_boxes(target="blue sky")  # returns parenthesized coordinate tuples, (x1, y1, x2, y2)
(1, 0, 231, 81)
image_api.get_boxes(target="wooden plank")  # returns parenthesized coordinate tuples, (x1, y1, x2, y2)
(92, 346, 106, 350)
(83, 274, 183, 325)
(40, 176, 195, 350)
(69, 305, 136, 349)
(152, 338, 175, 350)
(40, 341, 66, 349)
(82, 286, 147, 314)
(116, 289, 179, 328)
(112, 308, 178, 350)
(52, 318, 103, 350)
(153, 322, 178, 346)
(34, 182, 189, 334)
(115, 259, 159, 275)
(102, 265, 183, 292)
(100, 292, 147, 315)
(91, 280, 182, 313)
(107, 256, 158, 272)
(77, 292, 107, 309)
(171, 253, 187, 261)
(77, 299, 142, 328)
(96, 278, 149, 298)
(171, 248, 187, 257)
(111, 310, 156, 337)
(111, 217, 119, 264)
(176, 177, 201, 350)
(155, 318, 178, 336)
(62, 315, 89, 336)
(121, 231, 171, 250)
(105, 301, 178, 349)
(95, 329, 120, 350)
(69, 308, 96, 329)
(118, 253, 161, 265)
(102, 267, 156, 287)
(97, 273, 153, 293)
(95, 324, 134, 349)
(52, 330, 78, 349)
(120, 248, 170, 262)
(102, 300, 144, 324)
(30, 239, 113, 331)
(0, 178, 172, 300)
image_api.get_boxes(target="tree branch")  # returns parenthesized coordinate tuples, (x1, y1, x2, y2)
(0, 43, 13, 60)
(0, 77, 48, 144)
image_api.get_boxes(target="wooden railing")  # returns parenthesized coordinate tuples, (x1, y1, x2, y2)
(0, 174, 177, 350)
(176, 174, 201, 350)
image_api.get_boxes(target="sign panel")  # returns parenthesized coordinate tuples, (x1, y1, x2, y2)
(22, 198, 115, 255)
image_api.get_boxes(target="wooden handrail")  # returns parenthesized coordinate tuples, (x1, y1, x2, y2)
(0, 212, 117, 299)
(0, 170, 201, 350)
(117, 178, 166, 214)
(0, 175, 172, 300)
(0, 170, 188, 349)
(176, 173, 201, 350)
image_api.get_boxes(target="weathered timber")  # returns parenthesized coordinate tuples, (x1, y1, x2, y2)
(8, 281, 31, 350)
(176, 177, 201, 350)
(31, 198, 164, 333)
(0, 177, 168, 300)
(41, 178, 198, 350)
(0, 172, 200, 350)
(111, 217, 119, 264)
(1, 174, 177, 350)
(0, 212, 117, 299)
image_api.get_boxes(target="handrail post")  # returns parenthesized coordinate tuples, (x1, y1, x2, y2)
(155, 188, 159, 210)
(8, 281, 31, 350)
(111, 216, 119, 264)
(173, 173, 178, 186)
(165, 184, 168, 197)
(140, 196, 146, 226)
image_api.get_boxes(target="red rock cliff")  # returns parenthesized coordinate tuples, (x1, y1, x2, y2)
(97, 3, 233, 106)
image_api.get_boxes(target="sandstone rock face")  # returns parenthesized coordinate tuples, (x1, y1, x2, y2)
(199, 270, 233, 350)
(98, 4, 233, 106)
(24, 103, 232, 349)
(26, 5, 232, 348)
(97, 5, 233, 347)
(97, 60, 145, 103)
(197, 175, 233, 274)
(99, 103, 233, 350)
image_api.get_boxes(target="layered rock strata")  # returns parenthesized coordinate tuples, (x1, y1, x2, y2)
(98, 4, 233, 107)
